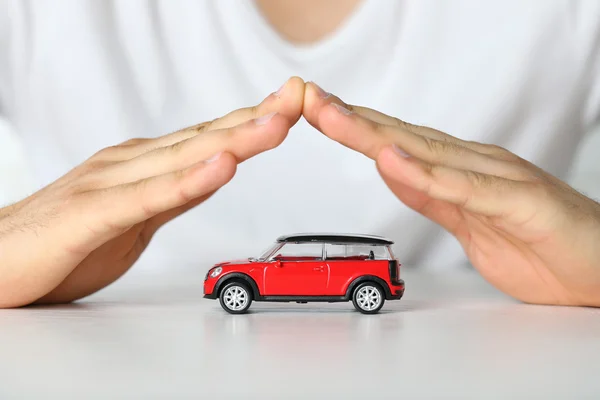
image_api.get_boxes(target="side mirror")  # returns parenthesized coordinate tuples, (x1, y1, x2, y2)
(274, 258, 282, 268)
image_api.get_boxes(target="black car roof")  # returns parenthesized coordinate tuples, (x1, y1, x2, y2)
(276, 233, 393, 245)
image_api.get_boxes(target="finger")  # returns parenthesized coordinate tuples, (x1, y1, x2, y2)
(376, 145, 547, 226)
(376, 166, 470, 244)
(304, 81, 547, 178)
(204, 76, 305, 130)
(94, 76, 305, 161)
(87, 112, 289, 187)
(303, 81, 490, 150)
(304, 82, 553, 186)
(72, 152, 237, 250)
(145, 192, 213, 234)
(307, 94, 533, 181)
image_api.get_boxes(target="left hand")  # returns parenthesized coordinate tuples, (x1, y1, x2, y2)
(303, 82, 600, 307)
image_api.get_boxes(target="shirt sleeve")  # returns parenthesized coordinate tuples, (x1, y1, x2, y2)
(0, 0, 13, 117)
(579, 0, 600, 131)
(565, 1, 600, 202)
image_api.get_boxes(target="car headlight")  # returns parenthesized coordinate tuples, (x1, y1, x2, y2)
(210, 266, 223, 278)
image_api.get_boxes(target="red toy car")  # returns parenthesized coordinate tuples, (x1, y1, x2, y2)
(203, 233, 405, 314)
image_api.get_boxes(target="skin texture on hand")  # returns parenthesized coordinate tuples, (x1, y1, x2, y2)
(303, 82, 600, 308)
(0, 77, 305, 308)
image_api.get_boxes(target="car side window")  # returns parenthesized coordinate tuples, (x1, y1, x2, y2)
(325, 244, 388, 260)
(274, 243, 323, 260)
(344, 245, 388, 260)
(325, 244, 346, 259)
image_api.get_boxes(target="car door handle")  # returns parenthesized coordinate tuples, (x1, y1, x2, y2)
(313, 267, 324, 271)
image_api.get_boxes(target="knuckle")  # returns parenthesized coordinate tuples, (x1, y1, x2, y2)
(465, 170, 491, 189)
(249, 105, 260, 119)
(61, 180, 88, 198)
(76, 159, 110, 178)
(119, 137, 148, 146)
(90, 146, 119, 160)
(84, 159, 109, 171)
(423, 137, 452, 160)
(173, 169, 193, 203)
(134, 180, 156, 218)
(167, 138, 186, 156)
(367, 118, 386, 134)
(422, 160, 436, 179)
(516, 165, 548, 183)
(194, 120, 213, 133)
(173, 167, 188, 182)
(392, 116, 405, 128)
(176, 186, 193, 204)
(485, 144, 520, 161)
(528, 180, 554, 201)
(519, 181, 559, 212)
(264, 131, 286, 151)
(513, 166, 539, 182)
(487, 143, 509, 154)
(394, 117, 417, 132)
(218, 126, 237, 143)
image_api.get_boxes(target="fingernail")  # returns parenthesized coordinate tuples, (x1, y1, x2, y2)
(310, 81, 331, 99)
(331, 102, 352, 116)
(254, 111, 277, 125)
(204, 152, 222, 164)
(392, 144, 410, 158)
(273, 82, 285, 98)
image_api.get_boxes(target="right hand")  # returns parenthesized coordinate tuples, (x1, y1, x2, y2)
(0, 77, 305, 308)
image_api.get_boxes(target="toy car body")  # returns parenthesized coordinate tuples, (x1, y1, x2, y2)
(203, 233, 405, 314)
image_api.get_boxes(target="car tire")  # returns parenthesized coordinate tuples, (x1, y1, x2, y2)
(219, 281, 253, 314)
(352, 282, 385, 314)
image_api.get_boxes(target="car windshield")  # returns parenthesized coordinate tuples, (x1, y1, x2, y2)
(257, 242, 281, 261)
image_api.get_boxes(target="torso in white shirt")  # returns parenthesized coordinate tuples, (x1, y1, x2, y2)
(0, 0, 599, 270)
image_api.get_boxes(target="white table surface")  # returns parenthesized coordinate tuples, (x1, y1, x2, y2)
(0, 265, 598, 399)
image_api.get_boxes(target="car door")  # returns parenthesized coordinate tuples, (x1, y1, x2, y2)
(263, 243, 329, 296)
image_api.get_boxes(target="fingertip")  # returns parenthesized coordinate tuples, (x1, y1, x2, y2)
(245, 111, 293, 156)
(218, 151, 238, 181)
(251, 111, 292, 134)
(204, 151, 238, 177)
(376, 145, 399, 168)
(258, 112, 292, 150)
(269, 76, 304, 124)
(314, 101, 355, 141)
(376, 145, 416, 185)
(245, 110, 289, 130)
(185, 151, 237, 190)
(286, 76, 306, 92)
(302, 81, 332, 124)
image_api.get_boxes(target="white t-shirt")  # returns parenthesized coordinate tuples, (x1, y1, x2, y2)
(1, 0, 599, 271)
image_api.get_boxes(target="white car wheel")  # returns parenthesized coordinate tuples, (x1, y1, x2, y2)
(219, 282, 253, 314)
(352, 282, 385, 314)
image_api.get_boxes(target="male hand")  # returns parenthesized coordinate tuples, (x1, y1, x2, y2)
(0, 77, 305, 308)
(303, 82, 600, 307)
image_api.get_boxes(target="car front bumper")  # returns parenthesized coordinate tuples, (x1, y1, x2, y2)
(203, 279, 217, 299)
